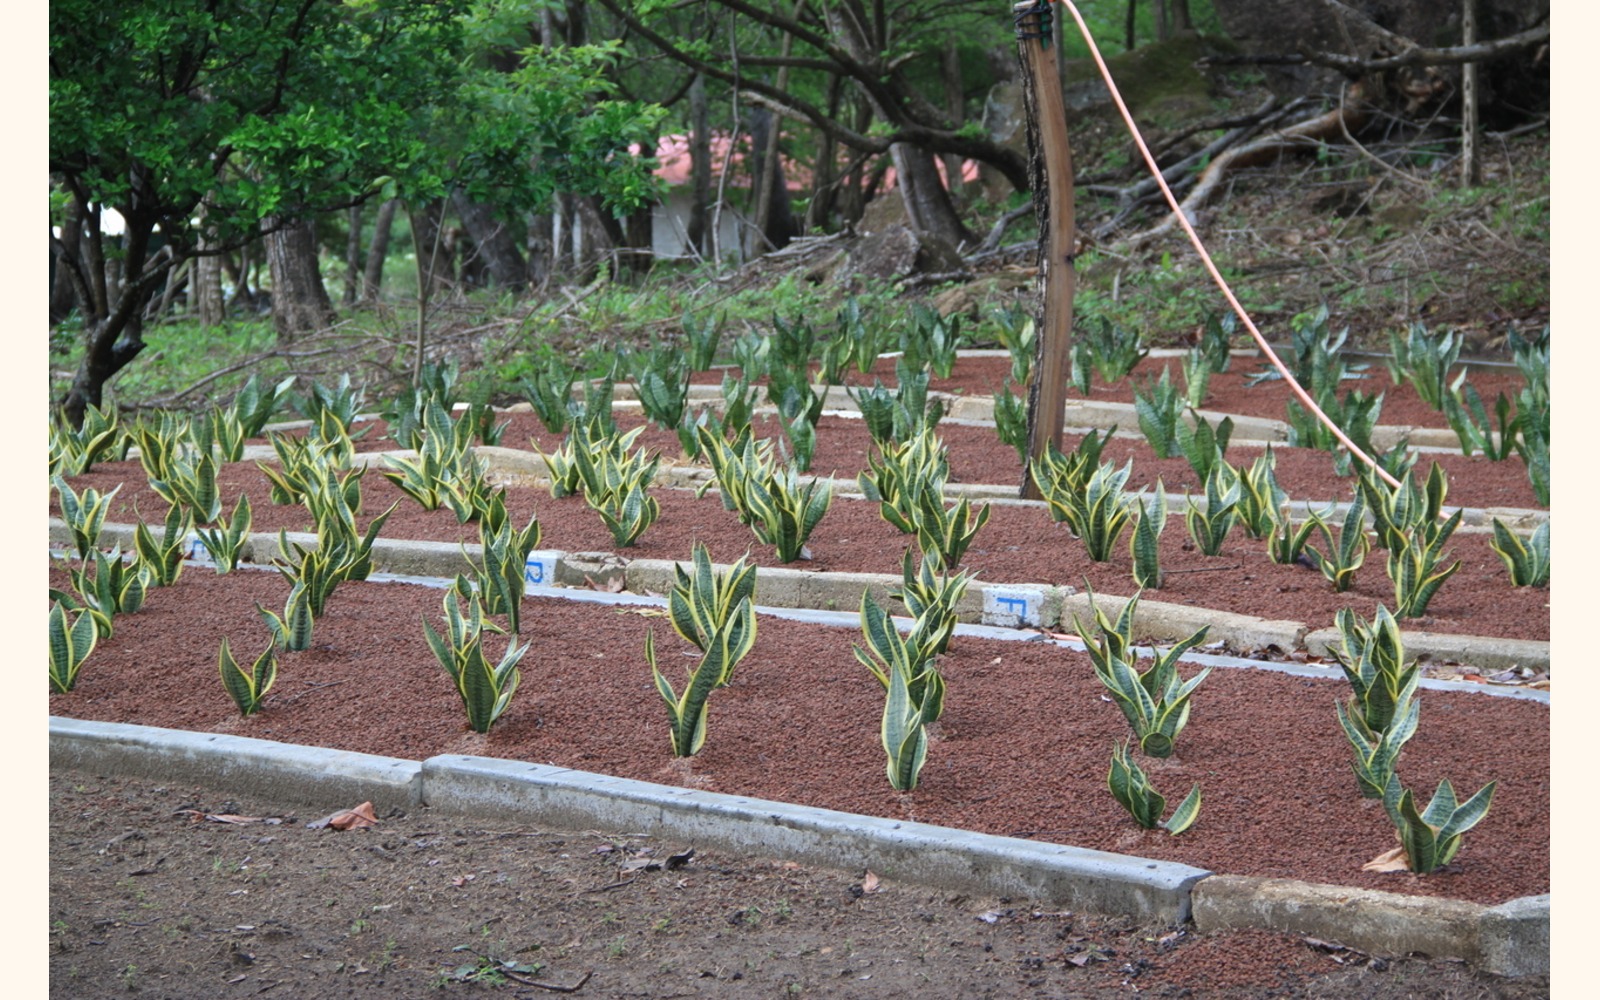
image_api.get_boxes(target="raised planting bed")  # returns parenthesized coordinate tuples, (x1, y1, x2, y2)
(45, 560, 1549, 907)
(56, 450, 1549, 643)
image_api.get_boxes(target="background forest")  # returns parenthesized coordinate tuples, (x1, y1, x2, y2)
(48, 0, 1551, 420)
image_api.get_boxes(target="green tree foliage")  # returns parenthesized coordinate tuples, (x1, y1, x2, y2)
(50, 0, 663, 424)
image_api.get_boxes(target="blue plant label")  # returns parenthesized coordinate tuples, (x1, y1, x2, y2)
(523, 550, 560, 586)
(982, 586, 1044, 627)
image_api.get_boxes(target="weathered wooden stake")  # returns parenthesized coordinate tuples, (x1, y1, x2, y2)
(1013, 1, 1077, 499)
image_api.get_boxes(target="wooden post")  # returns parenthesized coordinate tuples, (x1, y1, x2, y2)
(1460, 0, 1482, 187)
(1014, 1, 1077, 499)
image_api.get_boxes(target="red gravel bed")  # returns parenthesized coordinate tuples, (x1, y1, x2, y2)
(57, 455, 1550, 642)
(47, 561, 1550, 906)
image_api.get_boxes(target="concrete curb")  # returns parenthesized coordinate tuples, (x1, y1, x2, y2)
(47, 518, 1553, 675)
(1191, 875, 1548, 978)
(47, 717, 1546, 977)
(48, 716, 423, 813)
(419, 754, 1208, 923)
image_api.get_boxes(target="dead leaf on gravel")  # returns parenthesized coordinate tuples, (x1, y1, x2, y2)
(176, 810, 284, 825)
(451, 874, 477, 887)
(586, 574, 624, 593)
(860, 870, 881, 893)
(1362, 846, 1410, 872)
(306, 801, 379, 831)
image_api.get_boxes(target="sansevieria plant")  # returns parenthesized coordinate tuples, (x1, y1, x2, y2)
(218, 636, 279, 716)
(257, 581, 315, 652)
(423, 587, 528, 734)
(1130, 484, 1167, 590)
(649, 593, 757, 756)
(668, 543, 758, 681)
(194, 494, 254, 573)
(53, 476, 119, 561)
(1488, 518, 1549, 588)
(1379, 773, 1497, 874)
(1074, 588, 1211, 758)
(49, 602, 100, 694)
(1108, 740, 1201, 834)
(134, 504, 195, 587)
(881, 650, 930, 792)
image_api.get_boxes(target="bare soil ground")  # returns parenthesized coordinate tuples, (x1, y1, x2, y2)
(50, 769, 1548, 999)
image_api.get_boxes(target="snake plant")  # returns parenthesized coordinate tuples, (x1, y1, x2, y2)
(218, 636, 279, 716)
(1133, 368, 1183, 459)
(519, 357, 579, 435)
(1130, 484, 1167, 590)
(882, 650, 931, 792)
(649, 594, 756, 757)
(1381, 774, 1497, 874)
(131, 410, 191, 484)
(1359, 461, 1448, 551)
(1079, 315, 1147, 383)
(1180, 348, 1211, 410)
(744, 462, 833, 563)
(1489, 518, 1549, 588)
(53, 476, 120, 561)
(861, 429, 948, 535)
(424, 588, 527, 734)
(1387, 527, 1462, 618)
(682, 310, 725, 372)
(462, 498, 542, 634)
(50, 401, 126, 476)
(257, 581, 315, 652)
(1074, 588, 1211, 758)
(1176, 413, 1232, 483)
(588, 476, 661, 547)
(1330, 606, 1418, 737)
(193, 495, 254, 573)
(989, 303, 1036, 384)
(148, 449, 223, 524)
(1029, 430, 1116, 518)
(1266, 504, 1329, 566)
(1233, 449, 1287, 540)
(1108, 740, 1201, 834)
(230, 373, 297, 437)
(909, 490, 990, 570)
(1306, 491, 1370, 593)
(696, 424, 772, 522)
(294, 373, 365, 436)
(1387, 324, 1463, 411)
(49, 602, 100, 694)
(69, 543, 149, 623)
(134, 504, 194, 586)
(668, 543, 758, 670)
(381, 400, 483, 514)
(1337, 695, 1419, 800)
(993, 381, 1029, 467)
(856, 592, 945, 727)
(890, 550, 974, 657)
(1043, 459, 1136, 562)
(1183, 465, 1242, 557)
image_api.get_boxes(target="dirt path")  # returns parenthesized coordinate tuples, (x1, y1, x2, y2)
(49, 769, 1545, 999)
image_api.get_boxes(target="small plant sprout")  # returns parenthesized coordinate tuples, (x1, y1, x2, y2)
(49, 602, 99, 694)
(218, 636, 278, 716)
(423, 587, 527, 734)
(1108, 741, 1201, 834)
(1378, 774, 1497, 875)
(1488, 519, 1549, 588)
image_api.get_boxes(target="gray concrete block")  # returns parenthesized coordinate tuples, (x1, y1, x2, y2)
(367, 536, 467, 578)
(1303, 627, 1550, 675)
(420, 754, 1210, 922)
(1059, 592, 1305, 652)
(1477, 894, 1550, 978)
(981, 584, 1050, 627)
(559, 551, 631, 590)
(49, 717, 422, 812)
(1192, 874, 1485, 962)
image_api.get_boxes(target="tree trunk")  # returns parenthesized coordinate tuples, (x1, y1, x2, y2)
(527, 212, 554, 288)
(363, 198, 398, 302)
(263, 215, 336, 342)
(806, 74, 845, 233)
(192, 202, 225, 327)
(1155, 0, 1171, 42)
(59, 206, 158, 426)
(748, 107, 796, 254)
(343, 204, 363, 305)
(407, 200, 454, 301)
(451, 190, 529, 290)
(941, 40, 967, 201)
(890, 142, 975, 248)
(688, 72, 712, 256)
(1126, 0, 1138, 50)
(1172, 0, 1194, 33)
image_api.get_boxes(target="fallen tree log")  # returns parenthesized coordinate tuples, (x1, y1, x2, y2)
(1117, 85, 1372, 249)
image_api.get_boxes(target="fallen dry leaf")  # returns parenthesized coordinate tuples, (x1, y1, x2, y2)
(307, 801, 379, 831)
(451, 874, 477, 887)
(176, 810, 284, 825)
(861, 870, 881, 893)
(1362, 846, 1410, 872)
(586, 574, 625, 593)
